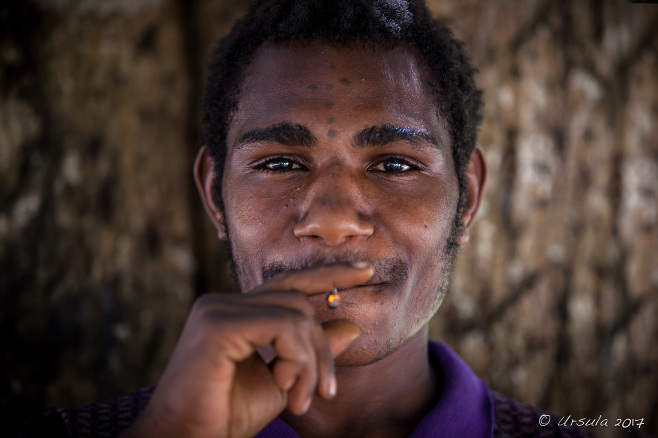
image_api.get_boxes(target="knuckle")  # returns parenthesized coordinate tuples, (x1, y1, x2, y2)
(274, 270, 292, 282)
(191, 293, 218, 314)
(284, 308, 310, 327)
(297, 298, 314, 315)
(295, 350, 310, 366)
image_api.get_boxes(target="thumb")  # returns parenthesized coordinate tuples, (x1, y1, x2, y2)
(231, 354, 287, 437)
(322, 319, 360, 357)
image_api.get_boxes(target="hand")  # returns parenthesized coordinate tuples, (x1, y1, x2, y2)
(120, 263, 373, 438)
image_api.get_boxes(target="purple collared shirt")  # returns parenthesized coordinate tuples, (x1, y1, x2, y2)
(255, 340, 494, 437)
(16, 341, 592, 437)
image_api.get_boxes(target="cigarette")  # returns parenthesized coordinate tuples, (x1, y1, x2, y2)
(326, 288, 341, 308)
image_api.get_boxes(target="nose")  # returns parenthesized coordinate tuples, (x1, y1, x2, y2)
(293, 166, 374, 246)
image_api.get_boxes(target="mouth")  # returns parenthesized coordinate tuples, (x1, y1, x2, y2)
(337, 282, 387, 293)
(310, 282, 391, 311)
(263, 256, 407, 282)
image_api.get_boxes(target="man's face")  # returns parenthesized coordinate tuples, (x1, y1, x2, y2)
(218, 42, 462, 366)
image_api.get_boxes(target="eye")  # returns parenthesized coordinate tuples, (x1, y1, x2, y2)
(259, 157, 304, 172)
(370, 157, 415, 173)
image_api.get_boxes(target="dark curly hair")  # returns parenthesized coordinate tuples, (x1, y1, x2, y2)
(201, 0, 482, 215)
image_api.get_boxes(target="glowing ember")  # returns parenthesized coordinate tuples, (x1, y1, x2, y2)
(325, 288, 341, 309)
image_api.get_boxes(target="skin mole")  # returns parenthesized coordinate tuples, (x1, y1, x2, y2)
(327, 130, 337, 138)
(327, 117, 335, 124)
(307, 83, 319, 90)
(325, 101, 334, 108)
(339, 77, 351, 85)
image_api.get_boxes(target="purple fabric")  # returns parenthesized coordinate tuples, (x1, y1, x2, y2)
(409, 341, 493, 437)
(17, 341, 595, 437)
(256, 340, 494, 437)
(254, 417, 299, 437)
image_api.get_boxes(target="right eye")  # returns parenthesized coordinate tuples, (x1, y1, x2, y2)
(258, 157, 304, 172)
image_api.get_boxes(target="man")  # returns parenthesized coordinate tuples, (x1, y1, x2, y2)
(18, 1, 590, 437)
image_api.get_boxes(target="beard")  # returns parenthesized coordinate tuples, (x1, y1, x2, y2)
(262, 253, 408, 285)
(217, 204, 464, 367)
(222, 202, 464, 299)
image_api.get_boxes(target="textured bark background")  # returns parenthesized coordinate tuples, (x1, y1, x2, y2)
(1, 1, 656, 437)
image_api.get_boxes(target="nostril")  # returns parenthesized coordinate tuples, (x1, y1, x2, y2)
(293, 210, 374, 246)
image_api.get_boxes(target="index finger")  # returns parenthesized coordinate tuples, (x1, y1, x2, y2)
(253, 263, 374, 296)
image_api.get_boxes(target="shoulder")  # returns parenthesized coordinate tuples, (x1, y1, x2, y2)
(11, 407, 69, 438)
(12, 387, 154, 438)
(491, 391, 592, 438)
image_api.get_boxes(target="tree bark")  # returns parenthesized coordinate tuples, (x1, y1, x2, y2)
(1, 1, 656, 437)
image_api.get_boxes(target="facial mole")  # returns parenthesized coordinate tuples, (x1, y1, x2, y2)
(327, 117, 335, 124)
(325, 101, 334, 108)
(307, 83, 319, 90)
(423, 222, 428, 228)
(339, 77, 351, 85)
(327, 130, 337, 138)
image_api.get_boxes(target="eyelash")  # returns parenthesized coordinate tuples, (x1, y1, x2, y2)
(369, 156, 421, 173)
(254, 156, 307, 173)
(253, 155, 421, 174)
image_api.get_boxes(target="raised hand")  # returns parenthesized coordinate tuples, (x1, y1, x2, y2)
(120, 263, 373, 438)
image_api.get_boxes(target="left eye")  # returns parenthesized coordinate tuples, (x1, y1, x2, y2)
(371, 158, 413, 172)
(262, 158, 303, 171)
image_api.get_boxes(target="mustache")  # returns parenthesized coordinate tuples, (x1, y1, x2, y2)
(262, 252, 409, 286)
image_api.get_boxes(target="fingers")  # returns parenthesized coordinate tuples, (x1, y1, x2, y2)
(248, 266, 368, 412)
(198, 303, 320, 415)
(322, 319, 361, 357)
(270, 318, 317, 415)
(187, 264, 370, 418)
(272, 318, 360, 414)
(138, 263, 368, 438)
(311, 318, 362, 400)
(192, 295, 338, 414)
(253, 263, 374, 295)
(309, 321, 336, 401)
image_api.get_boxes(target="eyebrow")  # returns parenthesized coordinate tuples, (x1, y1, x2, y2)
(235, 122, 440, 150)
(236, 123, 317, 149)
(354, 124, 440, 149)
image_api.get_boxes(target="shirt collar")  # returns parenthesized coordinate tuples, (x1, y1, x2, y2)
(408, 340, 493, 437)
(256, 340, 494, 437)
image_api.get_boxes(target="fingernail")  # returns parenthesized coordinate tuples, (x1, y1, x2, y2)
(300, 397, 312, 415)
(328, 375, 337, 397)
(282, 376, 295, 391)
(352, 261, 369, 269)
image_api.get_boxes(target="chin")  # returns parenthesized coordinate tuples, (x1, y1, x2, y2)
(333, 332, 402, 368)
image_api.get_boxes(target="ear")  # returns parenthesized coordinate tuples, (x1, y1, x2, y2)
(193, 146, 228, 240)
(458, 145, 487, 244)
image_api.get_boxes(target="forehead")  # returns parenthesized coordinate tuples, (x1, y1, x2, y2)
(228, 42, 447, 147)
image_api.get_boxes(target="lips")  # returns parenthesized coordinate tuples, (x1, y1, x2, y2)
(337, 282, 387, 293)
(310, 283, 387, 312)
(262, 255, 408, 285)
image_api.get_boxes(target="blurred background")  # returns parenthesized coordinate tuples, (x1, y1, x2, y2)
(1, 1, 656, 437)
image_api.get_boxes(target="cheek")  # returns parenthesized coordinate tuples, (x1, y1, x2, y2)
(222, 173, 298, 281)
(390, 177, 459, 253)
(394, 176, 459, 316)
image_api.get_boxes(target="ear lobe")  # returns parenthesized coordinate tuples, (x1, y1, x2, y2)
(458, 145, 487, 244)
(193, 146, 228, 240)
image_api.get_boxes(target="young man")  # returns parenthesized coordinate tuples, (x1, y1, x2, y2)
(19, 1, 590, 437)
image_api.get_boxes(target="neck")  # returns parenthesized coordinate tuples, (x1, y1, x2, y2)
(282, 327, 439, 438)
